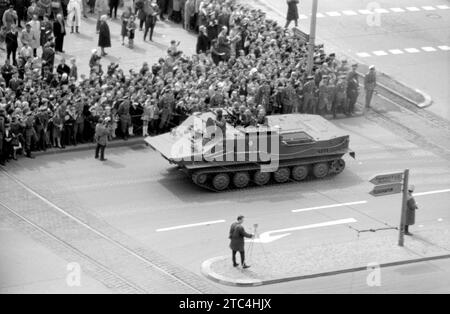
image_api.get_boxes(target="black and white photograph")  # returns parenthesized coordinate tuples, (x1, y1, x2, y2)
(0, 0, 449, 300)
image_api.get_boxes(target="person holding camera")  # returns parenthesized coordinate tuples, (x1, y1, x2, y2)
(229, 215, 254, 269)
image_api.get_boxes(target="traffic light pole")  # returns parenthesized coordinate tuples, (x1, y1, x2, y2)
(307, 0, 319, 75)
(398, 169, 410, 247)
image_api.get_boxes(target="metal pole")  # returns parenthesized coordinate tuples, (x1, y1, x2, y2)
(398, 169, 409, 247)
(307, 0, 319, 75)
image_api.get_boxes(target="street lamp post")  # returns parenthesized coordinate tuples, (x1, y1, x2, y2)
(307, 0, 319, 75)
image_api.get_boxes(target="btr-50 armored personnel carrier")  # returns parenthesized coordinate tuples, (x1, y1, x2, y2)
(146, 112, 355, 191)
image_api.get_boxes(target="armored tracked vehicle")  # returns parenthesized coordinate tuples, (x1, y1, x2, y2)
(146, 112, 355, 191)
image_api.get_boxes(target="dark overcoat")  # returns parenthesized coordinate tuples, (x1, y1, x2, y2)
(286, 0, 299, 21)
(405, 194, 418, 226)
(98, 21, 111, 48)
(229, 222, 253, 252)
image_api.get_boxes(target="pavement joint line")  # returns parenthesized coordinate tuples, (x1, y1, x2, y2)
(0, 168, 204, 294)
(292, 201, 368, 213)
(156, 220, 227, 232)
(202, 254, 450, 287)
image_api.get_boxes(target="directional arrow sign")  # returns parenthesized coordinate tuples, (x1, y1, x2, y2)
(248, 218, 357, 244)
(370, 183, 403, 197)
(370, 172, 404, 185)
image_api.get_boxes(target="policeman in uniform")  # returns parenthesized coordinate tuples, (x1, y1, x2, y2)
(229, 215, 254, 268)
(405, 185, 419, 236)
(334, 75, 347, 119)
(302, 75, 316, 114)
(24, 110, 36, 158)
(318, 75, 330, 115)
(346, 64, 359, 116)
(364, 65, 377, 112)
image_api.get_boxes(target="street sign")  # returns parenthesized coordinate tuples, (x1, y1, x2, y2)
(293, 27, 310, 43)
(370, 183, 403, 197)
(369, 172, 404, 185)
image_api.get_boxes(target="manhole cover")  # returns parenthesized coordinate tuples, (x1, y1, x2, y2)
(427, 13, 442, 19)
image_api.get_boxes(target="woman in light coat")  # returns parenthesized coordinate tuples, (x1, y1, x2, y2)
(29, 15, 41, 57)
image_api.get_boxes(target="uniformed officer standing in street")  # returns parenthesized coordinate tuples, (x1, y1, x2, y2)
(229, 215, 254, 269)
(24, 110, 36, 159)
(346, 63, 359, 116)
(364, 65, 377, 113)
(303, 76, 316, 114)
(95, 117, 112, 162)
(405, 185, 419, 236)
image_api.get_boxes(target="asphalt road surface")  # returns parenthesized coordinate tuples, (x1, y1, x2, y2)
(252, 0, 450, 120)
(1, 115, 449, 293)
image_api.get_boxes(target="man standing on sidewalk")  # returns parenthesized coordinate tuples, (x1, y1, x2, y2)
(94, 117, 111, 161)
(229, 215, 254, 269)
(364, 65, 377, 113)
(405, 185, 419, 236)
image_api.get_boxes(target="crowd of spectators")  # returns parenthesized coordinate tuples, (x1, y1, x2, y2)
(0, 0, 364, 166)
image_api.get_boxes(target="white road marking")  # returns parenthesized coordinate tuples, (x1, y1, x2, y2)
(251, 218, 358, 243)
(326, 11, 341, 17)
(422, 6, 436, 11)
(356, 52, 371, 58)
(156, 220, 226, 232)
(438, 45, 450, 51)
(299, 14, 308, 19)
(373, 50, 388, 56)
(406, 7, 420, 12)
(415, 189, 450, 197)
(358, 9, 372, 15)
(436, 5, 449, 10)
(390, 8, 405, 13)
(316, 13, 325, 18)
(389, 49, 404, 55)
(405, 48, 421, 53)
(422, 47, 437, 52)
(438, 218, 444, 222)
(292, 201, 367, 213)
(374, 8, 390, 14)
(342, 10, 358, 16)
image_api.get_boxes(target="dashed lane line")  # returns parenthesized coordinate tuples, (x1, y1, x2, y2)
(357, 46, 449, 58)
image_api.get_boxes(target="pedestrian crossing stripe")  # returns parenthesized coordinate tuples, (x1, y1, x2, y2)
(293, 5, 449, 20)
(357, 46, 449, 58)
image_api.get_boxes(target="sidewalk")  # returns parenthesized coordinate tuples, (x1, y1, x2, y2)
(202, 226, 450, 286)
(1, 10, 197, 79)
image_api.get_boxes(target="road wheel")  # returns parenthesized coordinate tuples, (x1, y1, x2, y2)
(292, 166, 309, 181)
(330, 159, 346, 174)
(253, 171, 271, 186)
(273, 168, 291, 183)
(192, 173, 208, 186)
(233, 172, 250, 189)
(212, 173, 230, 191)
(313, 162, 329, 179)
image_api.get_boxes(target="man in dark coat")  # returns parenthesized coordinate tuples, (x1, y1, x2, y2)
(143, 1, 158, 42)
(98, 15, 111, 56)
(229, 215, 254, 268)
(41, 41, 55, 74)
(285, 0, 299, 28)
(364, 65, 377, 112)
(196, 25, 209, 54)
(53, 13, 66, 53)
(405, 185, 418, 236)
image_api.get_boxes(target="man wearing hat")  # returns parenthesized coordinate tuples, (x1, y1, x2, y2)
(303, 75, 317, 114)
(229, 215, 254, 268)
(346, 64, 359, 116)
(405, 185, 419, 236)
(23, 109, 36, 158)
(94, 117, 112, 161)
(364, 65, 377, 112)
